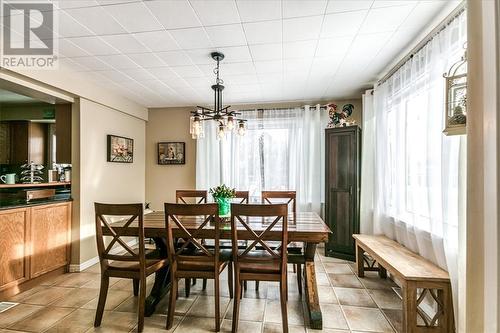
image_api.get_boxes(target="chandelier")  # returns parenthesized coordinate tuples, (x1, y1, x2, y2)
(189, 52, 247, 140)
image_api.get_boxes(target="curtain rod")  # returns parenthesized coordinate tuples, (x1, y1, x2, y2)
(238, 106, 327, 112)
(377, 2, 466, 86)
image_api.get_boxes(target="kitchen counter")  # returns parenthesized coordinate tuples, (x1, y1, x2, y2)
(0, 182, 72, 210)
(0, 197, 73, 211)
(0, 182, 71, 189)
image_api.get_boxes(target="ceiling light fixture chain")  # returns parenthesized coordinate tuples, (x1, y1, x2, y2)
(189, 52, 247, 140)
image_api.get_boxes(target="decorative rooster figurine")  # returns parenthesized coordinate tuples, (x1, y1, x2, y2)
(327, 103, 355, 128)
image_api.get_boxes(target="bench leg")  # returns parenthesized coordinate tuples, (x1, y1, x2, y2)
(355, 244, 365, 278)
(438, 284, 454, 333)
(378, 266, 387, 279)
(402, 281, 417, 333)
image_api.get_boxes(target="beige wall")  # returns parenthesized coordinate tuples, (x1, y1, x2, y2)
(75, 98, 146, 264)
(146, 107, 196, 211)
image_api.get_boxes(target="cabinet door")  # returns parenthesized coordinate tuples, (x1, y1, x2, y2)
(0, 208, 30, 291)
(0, 122, 11, 164)
(30, 203, 70, 278)
(9, 121, 29, 164)
(326, 130, 355, 257)
(55, 104, 72, 164)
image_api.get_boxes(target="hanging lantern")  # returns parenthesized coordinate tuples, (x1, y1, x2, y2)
(443, 47, 467, 136)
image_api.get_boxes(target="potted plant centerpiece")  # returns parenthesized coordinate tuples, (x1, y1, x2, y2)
(210, 184, 236, 217)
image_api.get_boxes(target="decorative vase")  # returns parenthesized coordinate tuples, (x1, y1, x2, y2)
(215, 197, 231, 216)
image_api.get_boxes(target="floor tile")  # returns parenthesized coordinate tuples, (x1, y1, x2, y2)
(131, 314, 181, 333)
(44, 308, 95, 333)
(328, 274, 363, 288)
(157, 294, 196, 316)
(369, 289, 402, 310)
(221, 319, 262, 333)
(323, 264, 353, 275)
(21, 286, 73, 306)
(334, 287, 377, 307)
(317, 285, 337, 304)
(186, 295, 231, 318)
(307, 329, 350, 333)
(315, 272, 330, 286)
(225, 298, 266, 321)
(263, 322, 306, 333)
(382, 308, 402, 333)
(8, 306, 75, 332)
(51, 288, 99, 308)
(343, 305, 394, 332)
(84, 310, 137, 332)
(319, 304, 349, 330)
(264, 300, 304, 326)
(81, 289, 131, 311)
(0, 304, 44, 328)
(358, 274, 398, 290)
(7, 286, 47, 303)
(54, 273, 100, 288)
(173, 316, 219, 333)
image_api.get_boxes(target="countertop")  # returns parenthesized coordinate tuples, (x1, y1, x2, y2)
(0, 182, 71, 189)
(0, 197, 73, 211)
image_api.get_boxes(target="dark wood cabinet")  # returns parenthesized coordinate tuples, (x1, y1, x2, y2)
(55, 104, 72, 164)
(325, 126, 361, 261)
(6, 121, 47, 165)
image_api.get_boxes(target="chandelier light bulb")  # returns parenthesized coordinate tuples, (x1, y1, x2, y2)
(226, 116, 235, 131)
(237, 121, 246, 136)
(217, 124, 226, 140)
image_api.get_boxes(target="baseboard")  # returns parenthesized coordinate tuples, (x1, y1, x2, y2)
(68, 239, 138, 272)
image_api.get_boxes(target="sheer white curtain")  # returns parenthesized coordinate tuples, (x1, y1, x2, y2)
(361, 11, 467, 320)
(196, 105, 328, 214)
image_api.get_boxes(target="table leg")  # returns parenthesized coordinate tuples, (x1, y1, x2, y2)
(304, 242, 322, 330)
(144, 237, 171, 317)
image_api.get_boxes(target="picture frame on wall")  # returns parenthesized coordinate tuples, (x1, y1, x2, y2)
(158, 142, 185, 165)
(107, 134, 134, 163)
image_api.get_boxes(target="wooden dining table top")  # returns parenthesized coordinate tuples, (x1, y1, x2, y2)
(107, 211, 331, 243)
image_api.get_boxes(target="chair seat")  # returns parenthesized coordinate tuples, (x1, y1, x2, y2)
(108, 258, 168, 275)
(239, 251, 282, 274)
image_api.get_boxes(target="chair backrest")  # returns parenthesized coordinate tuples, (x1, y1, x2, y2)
(176, 190, 208, 204)
(94, 203, 145, 270)
(261, 190, 296, 218)
(230, 203, 288, 273)
(164, 203, 219, 268)
(233, 190, 249, 204)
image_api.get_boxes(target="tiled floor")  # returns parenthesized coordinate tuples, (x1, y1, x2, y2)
(0, 247, 402, 333)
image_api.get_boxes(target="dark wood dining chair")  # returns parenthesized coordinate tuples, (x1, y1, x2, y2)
(261, 190, 303, 294)
(176, 190, 208, 204)
(164, 203, 233, 332)
(234, 191, 249, 203)
(175, 189, 208, 296)
(94, 203, 168, 333)
(230, 203, 289, 333)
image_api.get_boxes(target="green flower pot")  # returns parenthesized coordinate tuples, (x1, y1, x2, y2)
(215, 197, 231, 217)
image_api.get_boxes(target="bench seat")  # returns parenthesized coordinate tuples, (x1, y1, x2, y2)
(353, 234, 453, 333)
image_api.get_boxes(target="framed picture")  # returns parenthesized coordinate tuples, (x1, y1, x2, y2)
(158, 142, 185, 165)
(107, 135, 134, 163)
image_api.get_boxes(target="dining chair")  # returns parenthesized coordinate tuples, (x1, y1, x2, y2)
(230, 203, 289, 333)
(233, 191, 249, 203)
(175, 190, 208, 296)
(261, 190, 303, 294)
(94, 203, 168, 333)
(164, 203, 233, 332)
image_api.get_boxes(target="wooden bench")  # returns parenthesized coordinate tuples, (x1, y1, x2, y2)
(353, 234, 453, 333)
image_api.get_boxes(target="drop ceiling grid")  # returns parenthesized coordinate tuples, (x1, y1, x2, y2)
(27, 0, 459, 107)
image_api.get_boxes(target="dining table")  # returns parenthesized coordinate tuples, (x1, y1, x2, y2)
(102, 211, 331, 330)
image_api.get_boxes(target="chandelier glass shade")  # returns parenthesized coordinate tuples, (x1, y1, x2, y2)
(190, 52, 247, 140)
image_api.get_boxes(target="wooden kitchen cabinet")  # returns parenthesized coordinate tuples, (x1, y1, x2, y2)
(55, 104, 72, 164)
(0, 208, 31, 290)
(8, 121, 48, 165)
(31, 202, 72, 278)
(0, 201, 71, 293)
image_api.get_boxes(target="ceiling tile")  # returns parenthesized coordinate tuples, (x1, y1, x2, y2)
(372, 1, 418, 9)
(249, 43, 282, 61)
(283, 0, 327, 18)
(321, 10, 368, 37)
(359, 4, 415, 34)
(147, 66, 179, 80)
(190, 0, 240, 25)
(169, 28, 213, 50)
(315, 35, 353, 57)
(283, 58, 312, 72)
(205, 24, 247, 47)
(93, 69, 134, 82)
(254, 60, 283, 74)
(187, 46, 252, 64)
(283, 40, 317, 59)
(121, 68, 157, 81)
(243, 20, 282, 44)
(171, 65, 204, 78)
(100, 34, 148, 54)
(133, 31, 180, 52)
(222, 62, 255, 76)
(236, 0, 281, 22)
(127, 53, 166, 68)
(72, 56, 113, 70)
(103, 2, 163, 33)
(144, 0, 202, 29)
(326, 0, 373, 13)
(59, 57, 89, 72)
(54, 0, 98, 10)
(57, 11, 94, 38)
(59, 38, 91, 57)
(67, 36, 119, 55)
(64, 6, 126, 35)
(157, 50, 194, 66)
(97, 54, 139, 69)
(283, 16, 323, 42)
